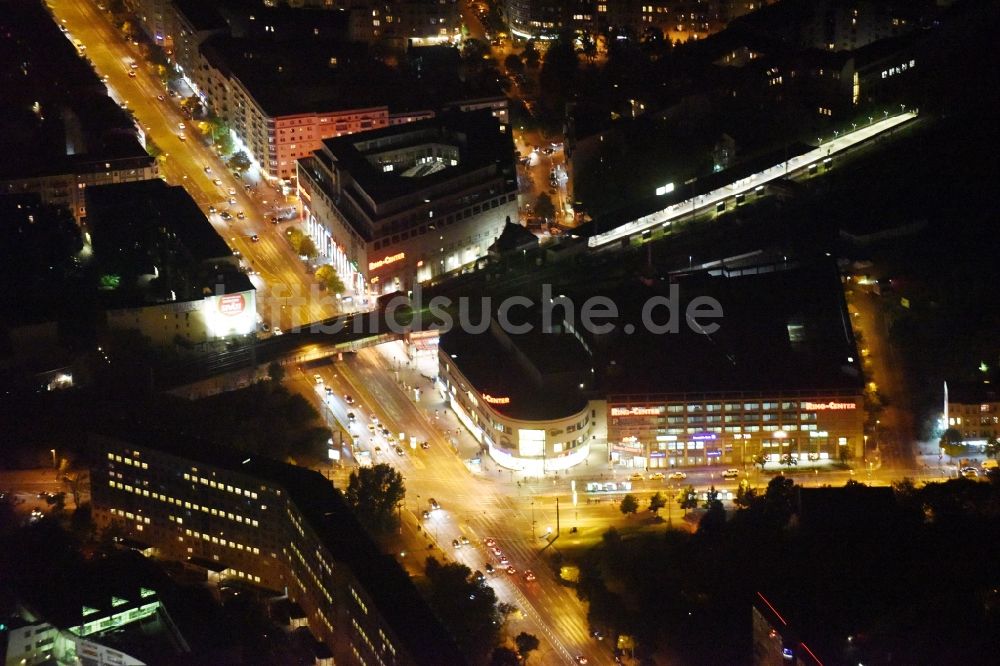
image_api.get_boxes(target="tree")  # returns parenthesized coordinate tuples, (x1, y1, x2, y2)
(299, 235, 319, 260)
(462, 38, 489, 61)
(523, 41, 540, 69)
(62, 471, 88, 508)
(619, 494, 639, 516)
(315, 264, 346, 294)
(703, 485, 721, 510)
(504, 53, 524, 75)
(425, 556, 501, 661)
(534, 192, 556, 220)
(267, 361, 285, 383)
(780, 453, 798, 469)
(228, 150, 252, 173)
(648, 491, 666, 515)
(678, 485, 699, 513)
(491, 647, 520, 666)
(579, 32, 597, 62)
(939, 428, 964, 460)
(734, 482, 758, 509)
(515, 632, 540, 663)
(752, 453, 768, 471)
(345, 464, 405, 533)
(985, 437, 1000, 460)
(287, 227, 305, 253)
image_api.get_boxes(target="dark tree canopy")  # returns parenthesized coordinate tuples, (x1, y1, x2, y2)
(345, 464, 405, 534)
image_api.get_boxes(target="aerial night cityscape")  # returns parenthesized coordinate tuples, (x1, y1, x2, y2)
(1, 0, 998, 664)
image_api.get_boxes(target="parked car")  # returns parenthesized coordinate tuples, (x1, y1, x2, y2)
(668, 471, 687, 480)
(722, 468, 740, 480)
(648, 472, 665, 480)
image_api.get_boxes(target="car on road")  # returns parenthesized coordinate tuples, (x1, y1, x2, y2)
(421, 510, 430, 519)
(250, 234, 259, 242)
(961, 467, 979, 479)
(429, 498, 440, 510)
(491, 546, 502, 557)
(668, 471, 687, 480)
(347, 412, 356, 422)
(629, 472, 644, 481)
(178, 134, 186, 141)
(459, 536, 470, 546)
(157, 94, 165, 101)
(394, 445, 405, 456)
(420, 441, 430, 450)
(228, 187, 236, 195)
(484, 563, 494, 575)
(219, 211, 232, 220)
(484, 537, 496, 548)
(498, 556, 510, 567)
(178, 122, 185, 130)
(523, 570, 536, 582)
(722, 468, 740, 480)
(237, 211, 246, 220)
(208, 205, 217, 214)
(367, 423, 376, 431)
(506, 566, 517, 575)
(452, 539, 462, 549)
(313, 374, 323, 384)
(648, 472, 665, 480)
(272, 327, 283, 336)
(325, 387, 333, 396)
(213, 179, 223, 186)
(228, 197, 237, 205)
(204, 166, 212, 174)
(344, 395, 355, 405)
(575, 657, 589, 665)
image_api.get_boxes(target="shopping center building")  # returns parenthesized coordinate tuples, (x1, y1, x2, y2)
(438, 259, 866, 471)
(438, 308, 599, 474)
(297, 110, 518, 296)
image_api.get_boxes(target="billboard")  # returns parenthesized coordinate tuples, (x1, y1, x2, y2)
(205, 289, 256, 339)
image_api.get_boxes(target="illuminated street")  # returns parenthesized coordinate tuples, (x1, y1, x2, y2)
(48, 0, 336, 331)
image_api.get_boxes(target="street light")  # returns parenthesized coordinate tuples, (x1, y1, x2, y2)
(50, 449, 57, 469)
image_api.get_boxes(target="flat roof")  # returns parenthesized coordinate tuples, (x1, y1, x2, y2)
(439, 309, 591, 421)
(89, 430, 468, 666)
(322, 109, 515, 206)
(202, 36, 382, 117)
(591, 261, 863, 395)
(0, 0, 151, 180)
(87, 180, 233, 264)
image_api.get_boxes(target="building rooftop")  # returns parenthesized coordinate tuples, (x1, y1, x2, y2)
(0, 0, 151, 180)
(947, 380, 1000, 405)
(88, 430, 468, 666)
(86, 180, 250, 304)
(439, 308, 592, 421)
(87, 180, 233, 266)
(590, 260, 863, 397)
(322, 109, 515, 207)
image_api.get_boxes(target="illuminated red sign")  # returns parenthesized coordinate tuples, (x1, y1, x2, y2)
(801, 401, 857, 411)
(218, 293, 246, 316)
(611, 406, 661, 416)
(369, 252, 405, 271)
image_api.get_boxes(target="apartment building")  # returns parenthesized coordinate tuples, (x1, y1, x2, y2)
(89, 433, 467, 666)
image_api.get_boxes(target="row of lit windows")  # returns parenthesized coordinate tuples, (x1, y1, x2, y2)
(107, 480, 260, 527)
(183, 472, 258, 499)
(108, 452, 149, 469)
(288, 541, 332, 604)
(225, 568, 262, 584)
(184, 528, 260, 554)
(640, 424, 827, 436)
(109, 507, 150, 524)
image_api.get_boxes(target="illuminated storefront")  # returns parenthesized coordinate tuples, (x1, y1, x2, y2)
(608, 390, 865, 469)
(439, 349, 595, 474)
